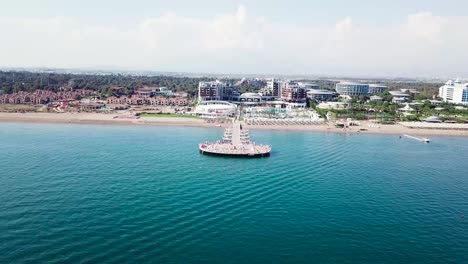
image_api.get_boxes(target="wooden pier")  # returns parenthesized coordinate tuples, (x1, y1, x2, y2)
(199, 120, 271, 157)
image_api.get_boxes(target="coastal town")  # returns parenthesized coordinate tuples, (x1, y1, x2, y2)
(2, 2, 468, 263)
(0, 71, 467, 135)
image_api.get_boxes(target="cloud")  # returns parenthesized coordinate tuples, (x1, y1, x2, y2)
(406, 12, 444, 42)
(0, 7, 467, 77)
(334, 16, 352, 34)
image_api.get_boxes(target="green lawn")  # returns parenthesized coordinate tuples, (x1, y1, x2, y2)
(139, 113, 200, 119)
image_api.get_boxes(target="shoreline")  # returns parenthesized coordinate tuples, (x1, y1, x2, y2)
(1, 112, 468, 137)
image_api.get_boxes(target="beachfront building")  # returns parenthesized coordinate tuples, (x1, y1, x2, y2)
(80, 103, 105, 111)
(174, 91, 188, 97)
(400, 88, 419, 94)
(198, 80, 240, 102)
(298, 82, 320, 90)
(198, 81, 224, 101)
(438, 79, 468, 105)
(193, 101, 237, 118)
(239, 93, 263, 106)
(106, 95, 187, 106)
(280, 81, 307, 106)
(306, 90, 335, 101)
(369, 95, 383, 101)
(389, 91, 411, 104)
(137, 86, 174, 97)
(425, 116, 442, 123)
(259, 78, 281, 99)
(0, 89, 96, 105)
(335, 82, 387, 96)
(335, 82, 369, 96)
(368, 84, 388, 94)
(137, 87, 159, 97)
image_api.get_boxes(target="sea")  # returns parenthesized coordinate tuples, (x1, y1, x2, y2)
(0, 122, 467, 264)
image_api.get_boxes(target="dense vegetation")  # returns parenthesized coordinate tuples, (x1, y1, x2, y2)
(311, 92, 468, 123)
(0, 71, 219, 97)
(1, 70, 465, 122)
(1, 71, 443, 98)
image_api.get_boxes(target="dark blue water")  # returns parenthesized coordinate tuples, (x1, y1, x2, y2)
(0, 122, 467, 263)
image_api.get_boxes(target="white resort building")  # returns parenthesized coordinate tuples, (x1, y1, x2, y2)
(307, 90, 335, 101)
(389, 91, 411, 104)
(439, 79, 468, 105)
(239, 93, 263, 106)
(193, 101, 237, 118)
(335, 82, 387, 96)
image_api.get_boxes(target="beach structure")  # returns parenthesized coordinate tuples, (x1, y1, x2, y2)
(199, 120, 271, 157)
(399, 122, 468, 130)
(399, 104, 414, 112)
(424, 116, 442, 123)
(80, 103, 105, 111)
(193, 101, 237, 118)
(239, 93, 263, 105)
(317, 102, 348, 110)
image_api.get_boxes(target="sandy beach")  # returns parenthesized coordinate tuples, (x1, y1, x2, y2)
(0, 112, 467, 137)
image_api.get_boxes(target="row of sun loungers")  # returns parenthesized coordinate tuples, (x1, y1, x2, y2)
(205, 119, 232, 124)
(246, 119, 325, 126)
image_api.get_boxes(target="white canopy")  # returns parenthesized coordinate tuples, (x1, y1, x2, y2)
(399, 104, 414, 112)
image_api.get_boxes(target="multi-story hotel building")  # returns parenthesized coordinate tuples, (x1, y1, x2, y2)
(439, 79, 468, 105)
(335, 82, 369, 96)
(260, 78, 281, 98)
(307, 89, 335, 101)
(198, 80, 240, 102)
(368, 84, 388, 95)
(280, 81, 307, 104)
(335, 82, 388, 96)
(298, 82, 320, 90)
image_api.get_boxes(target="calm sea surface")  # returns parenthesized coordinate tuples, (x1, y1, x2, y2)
(0, 122, 467, 263)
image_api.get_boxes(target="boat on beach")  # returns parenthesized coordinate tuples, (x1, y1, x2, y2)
(199, 120, 271, 157)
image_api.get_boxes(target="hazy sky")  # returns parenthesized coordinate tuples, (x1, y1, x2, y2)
(1, 0, 468, 77)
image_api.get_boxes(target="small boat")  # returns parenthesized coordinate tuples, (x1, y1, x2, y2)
(402, 134, 431, 143)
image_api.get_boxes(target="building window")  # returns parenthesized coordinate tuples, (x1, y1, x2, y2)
(462, 90, 468, 102)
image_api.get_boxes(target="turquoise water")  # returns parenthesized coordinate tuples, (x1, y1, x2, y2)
(0, 122, 467, 263)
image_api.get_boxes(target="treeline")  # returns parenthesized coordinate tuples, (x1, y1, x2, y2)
(382, 82, 443, 97)
(0, 71, 443, 97)
(0, 71, 220, 96)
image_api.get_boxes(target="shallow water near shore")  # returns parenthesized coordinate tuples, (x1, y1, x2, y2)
(0, 122, 467, 263)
